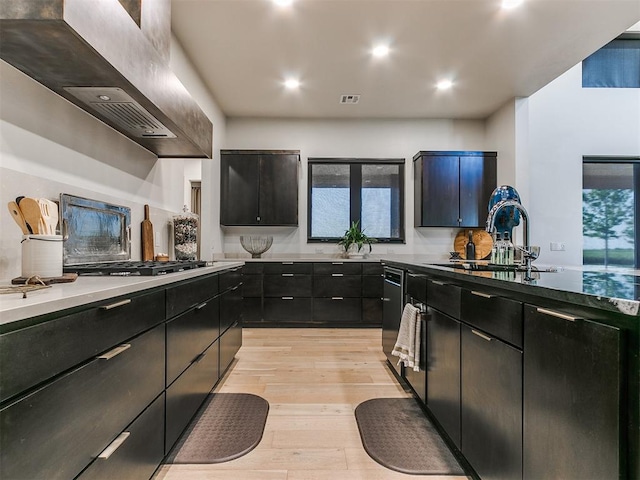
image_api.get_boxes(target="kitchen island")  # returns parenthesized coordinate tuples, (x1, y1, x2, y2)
(382, 259, 640, 480)
(0, 262, 243, 480)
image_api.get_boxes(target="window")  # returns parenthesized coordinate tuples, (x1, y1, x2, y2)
(582, 34, 640, 88)
(582, 157, 640, 268)
(308, 158, 404, 242)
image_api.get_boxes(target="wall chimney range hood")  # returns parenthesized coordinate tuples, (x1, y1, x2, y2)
(0, 0, 212, 158)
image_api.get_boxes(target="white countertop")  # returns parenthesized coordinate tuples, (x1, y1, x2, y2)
(0, 261, 244, 326)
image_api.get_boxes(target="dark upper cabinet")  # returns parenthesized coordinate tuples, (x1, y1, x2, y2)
(414, 151, 497, 227)
(220, 150, 299, 226)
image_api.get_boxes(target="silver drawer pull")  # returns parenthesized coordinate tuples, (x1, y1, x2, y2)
(98, 344, 131, 360)
(282, 296, 294, 300)
(282, 262, 294, 265)
(332, 297, 344, 300)
(98, 432, 130, 460)
(431, 280, 446, 286)
(332, 262, 344, 265)
(536, 307, 579, 322)
(332, 273, 343, 277)
(195, 302, 208, 310)
(471, 290, 494, 299)
(471, 329, 492, 342)
(231, 285, 240, 291)
(99, 299, 131, 311)
(194, 352, 207, 363)
(282, 273, 294, 277)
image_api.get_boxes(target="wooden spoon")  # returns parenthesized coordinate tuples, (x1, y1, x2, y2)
(37, 198, 58, 235)
(18, 197, 45, 235)
(7, 201, 30, 235)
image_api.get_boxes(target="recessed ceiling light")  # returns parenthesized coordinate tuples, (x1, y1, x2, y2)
(436, 79, 454, 90)
(273, 0, 293, 6)
(284, 78, 300, 90)
(372, 44, 390, 58)
(502, 0, 524, 9)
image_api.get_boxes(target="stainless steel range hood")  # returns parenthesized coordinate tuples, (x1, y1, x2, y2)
(0, 0, 212, 158)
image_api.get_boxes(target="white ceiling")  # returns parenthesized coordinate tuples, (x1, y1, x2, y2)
(171, 0, 640, 120)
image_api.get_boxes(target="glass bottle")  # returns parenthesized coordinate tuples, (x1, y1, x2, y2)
(503, 231, 514, 265)
(173, 206, 199, 261)
(466, 230, 476, 261)
(491, 232, 502, 264)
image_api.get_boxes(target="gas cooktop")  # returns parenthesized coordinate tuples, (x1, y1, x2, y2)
(64, 260, 207, 276)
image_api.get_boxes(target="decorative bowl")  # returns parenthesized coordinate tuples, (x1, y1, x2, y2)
(240, 236, 273, 258)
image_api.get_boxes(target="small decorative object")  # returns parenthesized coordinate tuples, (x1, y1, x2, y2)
(173, 206, 198, 260)
(338, 221, 375, 258)
(240, 236, 273, 258)
(465, 230, 476, 261)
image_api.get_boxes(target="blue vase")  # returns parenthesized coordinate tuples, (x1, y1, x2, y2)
(488, 185, 521, 236)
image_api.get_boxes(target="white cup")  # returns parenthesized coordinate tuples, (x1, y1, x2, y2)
(21, 235, 63, 278)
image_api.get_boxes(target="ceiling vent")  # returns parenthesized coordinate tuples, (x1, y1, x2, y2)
(64, 87, 176, 138)
(339, 94, 361, 105)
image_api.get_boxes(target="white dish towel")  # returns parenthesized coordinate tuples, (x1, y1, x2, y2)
(391, 303, 421, 372)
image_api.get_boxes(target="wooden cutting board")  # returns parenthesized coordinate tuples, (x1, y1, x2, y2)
(454, 229, 493, 260)
(142, 204, 154, 261)
(12, 273, 78, 285)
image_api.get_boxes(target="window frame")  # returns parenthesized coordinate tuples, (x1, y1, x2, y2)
(583, 156, 640, 269)
(582, 33, 640, 89)
(307, 157, 405, 244)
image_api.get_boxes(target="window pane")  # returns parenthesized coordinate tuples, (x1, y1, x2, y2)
(361, 164, 402, 238)
(583, 163, 635, 267)
(582, 38, 640, 88)
(310, 164, 350, 237)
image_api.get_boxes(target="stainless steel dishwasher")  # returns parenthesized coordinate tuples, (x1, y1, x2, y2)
(382, 266, 404, 375)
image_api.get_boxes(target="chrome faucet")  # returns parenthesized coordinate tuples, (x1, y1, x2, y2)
(486, 199, 537, 276)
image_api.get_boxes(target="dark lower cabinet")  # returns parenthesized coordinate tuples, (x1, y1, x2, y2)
(220, 284, 242, 334)
(165, 340, 220, 452)
(78, 393, 165, 480)
(403, 313, 427, 404)
(0, 324, 165, 480)
(312, 297, 361, 323)
(461, 325, 522, 480)
(264, 297, 312, 323)
(220, 321, 243, 374)
(427, 307, 461, 448)
(523, 305, 621, 480)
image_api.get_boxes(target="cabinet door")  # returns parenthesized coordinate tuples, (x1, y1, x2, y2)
(461, 325, 522, 480)
(416, 155, 460, 227)
(459, 155, 497, 228)
(427, 307, 461, 448)
(220, 154, 260, 225)
(259, 153, 299, 225)
(403, 315, 427, 404)
(523, 305, 621, 480)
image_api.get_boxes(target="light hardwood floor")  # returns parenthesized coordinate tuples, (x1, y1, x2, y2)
(155, 328, 470, 480)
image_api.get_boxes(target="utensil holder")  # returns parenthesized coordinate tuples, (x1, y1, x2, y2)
(21, 235, 63, 278)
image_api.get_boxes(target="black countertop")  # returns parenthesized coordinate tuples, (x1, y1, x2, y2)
(381, 259, 640, 318)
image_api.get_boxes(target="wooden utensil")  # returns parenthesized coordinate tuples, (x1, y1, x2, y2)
(8, 201, 30, 235)
(141, 204, 154, 261)
(454, 229, 493, 260)
(37, 198, 58, 235)
(18, 197, 45, 235)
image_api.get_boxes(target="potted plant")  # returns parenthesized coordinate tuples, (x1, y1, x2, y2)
(338, 221, 375, 258)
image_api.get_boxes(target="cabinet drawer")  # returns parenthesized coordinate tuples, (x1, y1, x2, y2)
(166, 297, 220, 386)
(461, 289, 523, 348)
(220, 285, 242, 334)
(0, 289, 164, 403)
(312, 298, 361, 323)
(77, 393, 165, 480)
(242, 262, 264, 274)
(264, 297, 312, 322)
(219, 266, 242, 291)
(313, 275, 362, 297)
(166, 274, 219, 319)
(362, 298, 382, 325)
(220, 321, 242, 375)
(406, 273, 427, 303)
(242, 298, 263, 324)
(264, 274, 312, 297)
(242, 274, 263, 297)
(313, 262, 361, 275)
(362, 274, 383, 298)
(362, 262, 383, 275)
(264, 262, 312, 274)
(0, 324, 165, 480)
(165, 340, 220, 452)
(427, 279, 461, 319)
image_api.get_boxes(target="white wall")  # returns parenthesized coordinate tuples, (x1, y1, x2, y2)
(527, 63, 640, 266)
(223, 117, 488, 258)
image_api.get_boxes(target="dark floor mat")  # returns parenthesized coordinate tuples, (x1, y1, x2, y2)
(355, 397, 465, 475)
(166, 393, 269, 464)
